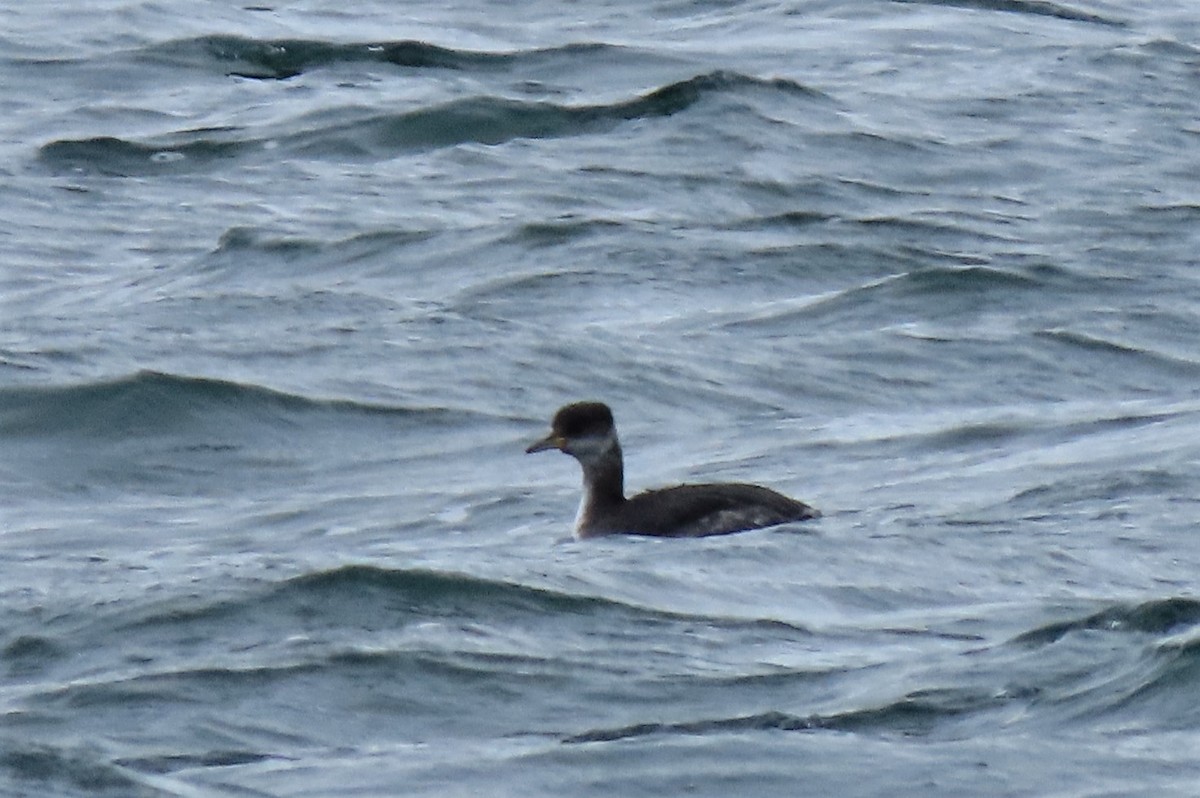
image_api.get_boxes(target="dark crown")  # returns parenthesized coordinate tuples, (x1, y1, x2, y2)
(552, 401, 615, 438)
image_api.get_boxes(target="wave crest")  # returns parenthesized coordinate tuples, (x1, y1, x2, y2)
(38, 70, 824, 175)
(1012, 598, 1200, 646)
(139, 35, 629, 79)
(0, 371, 439, 439)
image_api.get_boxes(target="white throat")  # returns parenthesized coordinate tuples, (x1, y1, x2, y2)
(568, 431, 622, 538)
(573, 490, 590, 537)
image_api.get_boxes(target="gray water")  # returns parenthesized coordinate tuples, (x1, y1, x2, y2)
(3, 1, 1200, 795)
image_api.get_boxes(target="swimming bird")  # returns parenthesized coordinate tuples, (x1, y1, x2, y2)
(526, 401, 819, 538)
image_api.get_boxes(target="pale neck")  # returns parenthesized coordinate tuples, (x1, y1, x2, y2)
(579, 439, 625, 510)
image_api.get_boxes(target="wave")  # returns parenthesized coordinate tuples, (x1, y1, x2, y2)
(270, 564, 616, 619)
(567, 598, 1200, 746)
(892, 263, 1043, 294)
(0, 371, 491, 496)
(0, 370, 448, 440)
(1002, 599, 1200, 729)
(565, 686, 1002, 743)
(119, 564, 809, 636)
(37, 131, 247, 176)
(1119, 635, 1200, 723)
(38, 70, 825, 175)
(137, 35, 638, 80)
(889, 0, 1125, 26)
(0, 743, 170, 796)
(38, 130, 256, 176)
(11, 566, 614, 691)
(1035, 329, 1200, 376)
(2, 634, 67, 677)
(719, 263, 1048, 332)
(11, 564, 815, 735)
(1011, 598, 1200, 647)
(209, 225, 436, 263)
(114, 749, 274, 776)
(7, 564, 811, 693)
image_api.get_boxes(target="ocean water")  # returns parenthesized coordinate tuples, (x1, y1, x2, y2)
(3, 0, 1200, 795)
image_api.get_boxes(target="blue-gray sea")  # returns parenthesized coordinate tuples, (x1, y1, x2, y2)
(3, 1, 1200, 795)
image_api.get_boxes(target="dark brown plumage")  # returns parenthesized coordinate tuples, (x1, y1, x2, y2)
(527, 401, 819, 538)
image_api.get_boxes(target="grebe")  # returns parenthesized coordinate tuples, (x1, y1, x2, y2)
(526, 401, 819, 538)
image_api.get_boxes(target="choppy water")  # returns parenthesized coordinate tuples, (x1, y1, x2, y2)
(3, 1, 1200, 795)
